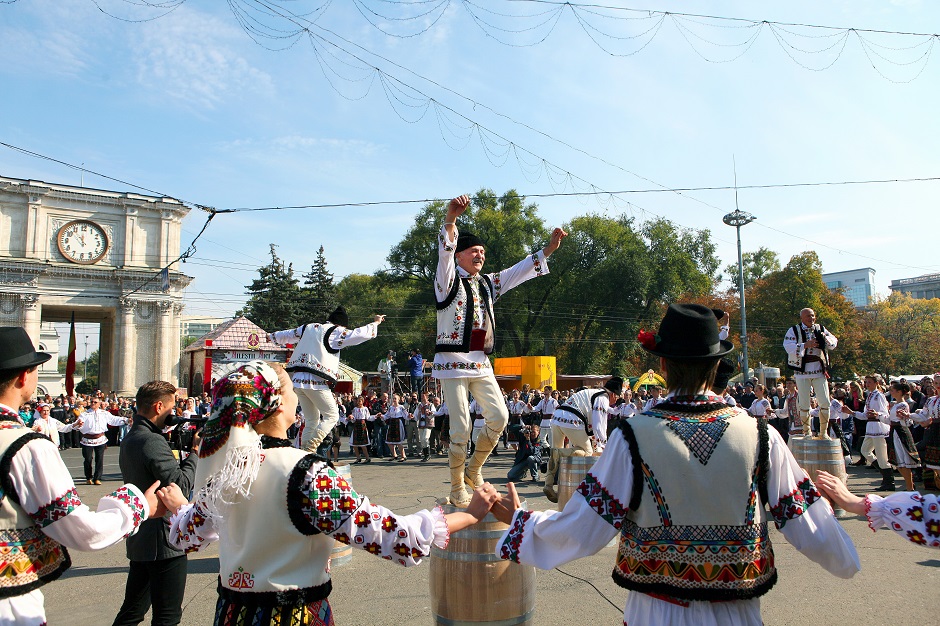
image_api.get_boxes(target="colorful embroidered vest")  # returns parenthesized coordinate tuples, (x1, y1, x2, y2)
(435, 273, 498, 355)
(612, 398, 776, 602)
(786, 324, 832, 374)
(285, 324, 342, 386)
(217, 447, 335, 606)
(0, 413, 71, 598)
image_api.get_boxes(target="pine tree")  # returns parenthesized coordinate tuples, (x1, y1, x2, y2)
(238, 244, 303, 331)
(301, 245, 338, 322)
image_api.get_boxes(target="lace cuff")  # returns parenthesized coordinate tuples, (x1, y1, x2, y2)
(430, 504, 450, 549)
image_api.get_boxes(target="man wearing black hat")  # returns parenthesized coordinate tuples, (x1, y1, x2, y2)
(433, 194, 567, 506)
(268, 307, 385, 452)
(543, 376, 623, 502)
(492, 304, 859, 624)
(0, 327, 162, 625)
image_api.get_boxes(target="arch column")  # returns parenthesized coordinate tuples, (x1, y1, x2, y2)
(116, 298, 138, 394)
(22, 294, 41, 348)
(155, 300, 173, 384)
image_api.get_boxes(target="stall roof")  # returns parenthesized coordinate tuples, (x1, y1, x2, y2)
(183, 316, 289, 353)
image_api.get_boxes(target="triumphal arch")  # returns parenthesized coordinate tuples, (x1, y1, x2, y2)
(0, 175, 191, 394)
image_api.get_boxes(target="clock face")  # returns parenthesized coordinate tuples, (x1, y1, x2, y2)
(57, 220, 109, 265)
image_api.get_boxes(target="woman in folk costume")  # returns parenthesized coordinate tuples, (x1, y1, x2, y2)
(489, 304, 860, 626)
(887, 381, 921, 492)
(158, 361, 498, 626)
(268, 307, 385, 453)
(348, 396, 373, 464)
(382, 394, 409, 462)
(913, 373, 940, 489)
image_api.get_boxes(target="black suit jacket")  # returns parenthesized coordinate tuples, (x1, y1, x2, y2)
(119, 415, 198, 562)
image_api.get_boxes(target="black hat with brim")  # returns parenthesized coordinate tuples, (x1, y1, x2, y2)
(713, 358, 735, 389)
(639, 303, 733, 360)
(604, 376, 625, 393)
(456, 232, 485, 254)
(0, 327, 52, 371)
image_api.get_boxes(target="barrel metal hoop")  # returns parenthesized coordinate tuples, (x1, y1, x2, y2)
(430, 547, 502, 562)
(433, 607, 534, 625)
(450, 529, 507, 540)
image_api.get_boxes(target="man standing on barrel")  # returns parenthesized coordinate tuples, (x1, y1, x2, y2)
(783, 308, 838, 438)
(432, 194, 566, 506)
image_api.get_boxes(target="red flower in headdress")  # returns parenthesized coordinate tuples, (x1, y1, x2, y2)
(637, 329, 660, 351)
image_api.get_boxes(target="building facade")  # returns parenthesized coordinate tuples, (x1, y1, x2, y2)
(822, 267, 876, 308)
(0, 176, 191, 394)
(890, 273, 940, 301)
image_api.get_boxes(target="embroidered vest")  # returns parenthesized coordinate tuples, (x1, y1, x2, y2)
(435, 274, 498, 354)
(218, 447, 334, 606)
(285, 324, 342, 386)
(0, 416, 71, 598)
(786, 324, 832, 374)
(555, 389, 606, 435)
(612, 401, 776, 602)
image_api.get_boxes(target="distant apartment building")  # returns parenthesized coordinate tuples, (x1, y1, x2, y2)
(822, 268, 876, 308)
(890, 273, 940, 301)
(181, 316, 230, 340)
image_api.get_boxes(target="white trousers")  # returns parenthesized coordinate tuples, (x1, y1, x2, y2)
(796, 375, 831, 421)
(418, 428, 432, 449)
(440, 375, 508, 448)
(861, 436, 889, 468)
(296, 387, 339, 452)
(551, 422, 593, 455)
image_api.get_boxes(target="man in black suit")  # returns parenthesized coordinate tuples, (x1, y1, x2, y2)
(113, 381, 199, 626)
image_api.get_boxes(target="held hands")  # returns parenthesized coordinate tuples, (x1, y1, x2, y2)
(156, 482, 189, 516)
(815, 470, 866, 516)
(466, 482, 501, 522)
(143, 481, 169, 519)
(805, 338, 818, 350)
(543, 227, 568, 257)
(491, 482, 522, 525)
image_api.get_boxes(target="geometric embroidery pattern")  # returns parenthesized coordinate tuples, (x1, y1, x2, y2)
(664, 419, 730, 466)
(29, 488, 82, 529)
(640, 462, 672, 527)
(577, 473, 626, 530)
(103, 486, 145, 537)
(769, 478, 821, 530)
(0, 525, 70, 590)
(499, 510, 532, 564)
(614, 518, 775, 593)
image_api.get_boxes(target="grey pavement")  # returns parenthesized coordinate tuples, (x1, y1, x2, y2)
(47, 445, 937, 625)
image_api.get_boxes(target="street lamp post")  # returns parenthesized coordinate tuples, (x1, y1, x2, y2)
(722, 209, 756, 380)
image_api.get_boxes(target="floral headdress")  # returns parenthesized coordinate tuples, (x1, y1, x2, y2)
(192, 360, 283, 525)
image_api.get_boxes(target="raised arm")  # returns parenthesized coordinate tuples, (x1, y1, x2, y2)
(327, 315, 385, 350)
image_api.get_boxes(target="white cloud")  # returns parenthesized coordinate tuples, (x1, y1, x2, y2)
(0, 0, 95, 78)
(134, 7, 274, 109)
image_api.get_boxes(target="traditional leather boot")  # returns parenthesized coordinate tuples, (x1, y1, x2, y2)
(449, 444, 471, 507)
(421, 447, 430, 462)
(543, 448, 560, 503)
(465, 427, 500, 491)
(877, 467, 896, 491)
(800, 411, 812, 437)
(816, 410, 831, 440)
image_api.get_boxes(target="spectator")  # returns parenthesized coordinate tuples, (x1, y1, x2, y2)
(408, 349, 424, 396)
(506, 424, 542, 483)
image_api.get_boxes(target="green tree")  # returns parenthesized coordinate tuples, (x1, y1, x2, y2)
(724, 247, 781, 291)
(302, 245, 338, 322)
(238, 244, 304, 331)
(860, 293, 940, 375)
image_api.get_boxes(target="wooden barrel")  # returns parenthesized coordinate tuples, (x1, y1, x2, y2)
(557, 455, 598, 510)
(330, 464, 353, 566)
(787, 436, 849, 517)
(430, 500, 536, 624)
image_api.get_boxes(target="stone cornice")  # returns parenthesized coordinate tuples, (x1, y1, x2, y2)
(0, 259, 193, 291)
(0, 176, 189, 218)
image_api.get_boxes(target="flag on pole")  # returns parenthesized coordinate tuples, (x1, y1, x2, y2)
(65, 313, 76, 396)
(160, 267, 170, 292)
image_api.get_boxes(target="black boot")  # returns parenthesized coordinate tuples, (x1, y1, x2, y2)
(421, 447, 430, 462)
(877, 467, 896, 491)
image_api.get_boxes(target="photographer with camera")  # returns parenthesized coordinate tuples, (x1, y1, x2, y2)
(506, 423, 542, 483)
(114, 381, 200, 625)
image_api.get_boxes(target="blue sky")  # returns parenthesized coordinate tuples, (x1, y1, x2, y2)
(1, 1, 938, 357)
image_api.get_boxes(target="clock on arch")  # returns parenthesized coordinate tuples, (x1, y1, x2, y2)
(56, 219, 109, 265)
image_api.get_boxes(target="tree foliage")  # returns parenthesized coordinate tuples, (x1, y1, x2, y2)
(724, 247, 781, 291)
(302, 245, 338, 322)
(238, 244, 303, 331)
